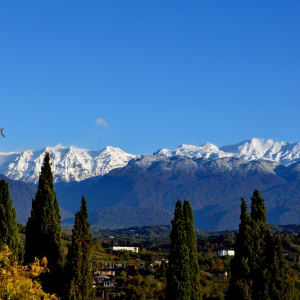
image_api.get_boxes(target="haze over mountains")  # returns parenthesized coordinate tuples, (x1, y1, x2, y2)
(1, 138, 300, 230)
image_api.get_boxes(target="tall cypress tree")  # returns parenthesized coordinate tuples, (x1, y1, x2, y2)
(25, 152, 64, 296)
(227, 198, 252, 300)
(166, 199, 191, 300)
(267, 234, 294, 299)
(0, 179, 23, 259)
(183, 199, 201, 300)
(250, 190, 272, 299)
(227, 190, 294, 300)
(66, 195, 95, 300)
(250, 190, 293, 300)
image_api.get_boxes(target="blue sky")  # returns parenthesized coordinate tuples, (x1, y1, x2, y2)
(1, 1, 300, 154)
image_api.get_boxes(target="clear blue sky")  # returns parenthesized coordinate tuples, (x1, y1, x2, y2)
(1, 1, 300, 154)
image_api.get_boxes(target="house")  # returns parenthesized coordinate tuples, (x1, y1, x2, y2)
(101, 261, 115, 269)
(103, 280, 117, 289)
(109, 246, 139, 253)
(94, 269, 116, 276)
(154, 258, 169, 265)
(218, 249, 235, 257)
(94, 275, 110, 282)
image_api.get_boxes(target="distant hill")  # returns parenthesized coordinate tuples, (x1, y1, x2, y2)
(2, 138, 300, 230)
(62, 207, 173, 228)
(0, 174, 73, 224)
(56, 155, 300, 230)
(0, 174, 35, 224)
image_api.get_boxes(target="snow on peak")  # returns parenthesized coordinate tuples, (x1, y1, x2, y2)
(154, 138, 300, 166)
(155, 143, 232, 159)
(2, 138, 300, 184)
(220, 138, 300, 164)
(0, 145, 138, 184)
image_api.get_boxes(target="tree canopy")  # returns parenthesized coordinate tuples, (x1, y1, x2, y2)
(0, 245, 58, 300)
(25, 152, 64, 296)
(66, 195, 95, 300)
(227, 190, 294, 300)
(0, 179, 23, 259)
(166, 199, 201, 300)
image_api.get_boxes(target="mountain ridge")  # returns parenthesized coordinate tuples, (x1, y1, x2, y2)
(2, 138, 300, 185)
(2, 145, 300, 229)
(55, 155, 300, 230)
(2, 137, 300, 230)
(0, 145, 138, 184)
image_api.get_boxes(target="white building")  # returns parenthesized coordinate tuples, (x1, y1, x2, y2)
(109, 246, 139, 253)
(218, 249, 235, 257)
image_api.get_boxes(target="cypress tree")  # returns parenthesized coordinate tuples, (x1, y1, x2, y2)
(183, 199, 201, 300)
(227, 190, 294, 300)
(166, 199, 191, 300)
(249, 190, 272, 299)
(267, 234, 294, 299)
(0, 179, 23, 259)
(66, 195, 95, 300)
(250, 190, 293, 300)
(24, 152, 64, 296)
(227, 198, 252, 300)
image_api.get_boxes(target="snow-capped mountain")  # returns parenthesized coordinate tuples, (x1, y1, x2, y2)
(156, 138, 300, 166)
(155, 142, 232, 159)
(1, 138, 300, 184)
(0, 145, 138, 184)
(220, 138, 300, 165)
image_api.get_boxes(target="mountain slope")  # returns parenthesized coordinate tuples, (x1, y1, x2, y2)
(2, 138, 300, 230)
(2, 138, 300, 185)
(156, 138, 300, 166)
(0, 145, 137, 184)
(220, 138, 300, 165)
(0, 174, 73, 224)
(57, 155, 300, 230)
(0, 174, 36, 224)
(63, 207, 173, 228)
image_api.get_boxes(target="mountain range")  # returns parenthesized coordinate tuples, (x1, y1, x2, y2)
(0, 145, 137, 184)
(2, 138, 300, 184)
(1, 138, 300, 230)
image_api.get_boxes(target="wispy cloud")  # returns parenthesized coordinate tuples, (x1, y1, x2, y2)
(95, 118, 108, 127)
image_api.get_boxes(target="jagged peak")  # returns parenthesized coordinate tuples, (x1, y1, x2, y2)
(102, 145, 126, 153)
(2, 138, 300, 185)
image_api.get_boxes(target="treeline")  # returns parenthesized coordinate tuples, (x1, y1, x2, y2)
(165, 192, 296, 300)
(0, 152, 95, 299)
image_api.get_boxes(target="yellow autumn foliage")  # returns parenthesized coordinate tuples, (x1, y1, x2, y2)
(0, 245, 59, 300)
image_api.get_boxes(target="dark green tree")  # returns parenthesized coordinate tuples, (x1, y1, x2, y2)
(0, 179, 23, 259)
(227, 190, 294, 300)
(227, 198, 252, 300)
(166, 199, 191, 300)
(250, 190, 293, 300)
(66, 195, 95, 300)
(267, 234, 294, 299)
(24, 152, 64, 296)
(250, 190, 272, 299)
(183, 199, 201, 300)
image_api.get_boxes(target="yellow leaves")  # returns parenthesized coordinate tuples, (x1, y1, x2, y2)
(0, 245, 59, 300)
(0, 244, 11, 266)
(29, 257, 49, 277)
